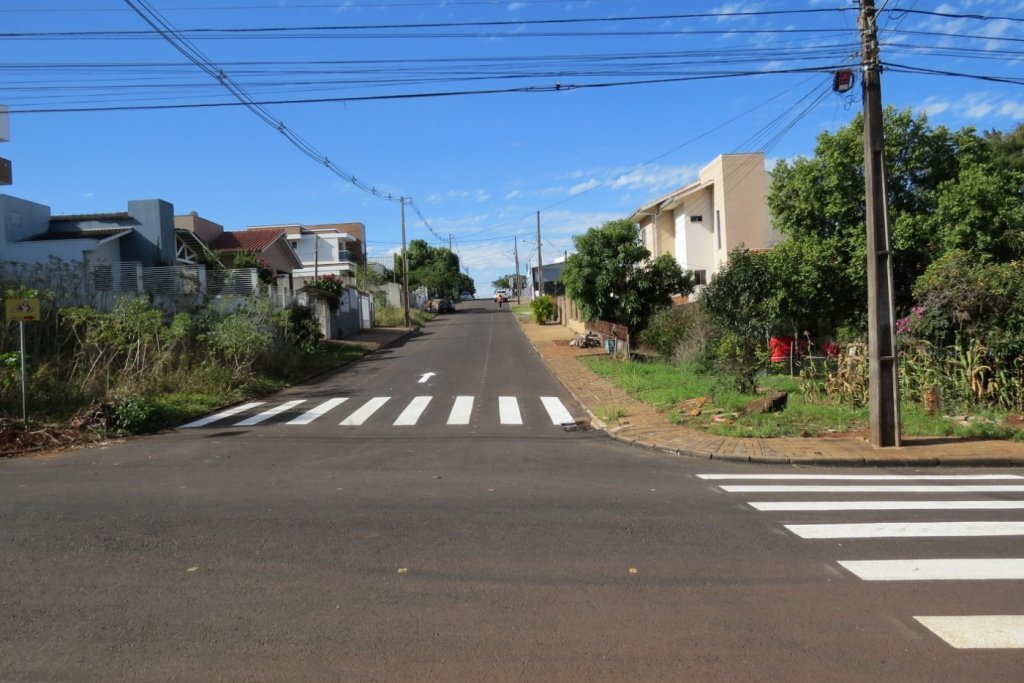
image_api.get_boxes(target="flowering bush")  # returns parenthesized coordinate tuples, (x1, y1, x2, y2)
(232, 251, 274, 285)
(306, 274, 346, 296)
(895, 305, 924, 336)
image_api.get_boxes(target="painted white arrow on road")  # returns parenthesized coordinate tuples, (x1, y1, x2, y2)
(418, 372, 436, 383)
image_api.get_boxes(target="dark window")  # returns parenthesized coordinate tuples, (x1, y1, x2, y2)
(692, 269, 708, 286)
(690, 215, 703, 223)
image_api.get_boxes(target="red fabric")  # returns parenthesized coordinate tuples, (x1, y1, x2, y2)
(769, 337, 809, 362)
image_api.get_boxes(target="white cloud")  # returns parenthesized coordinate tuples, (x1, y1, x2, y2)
(609, 163, 700, 193)
(569, 179, 600, 195)
(998, 100, 1024, 118)
(919, 97, 952, 116)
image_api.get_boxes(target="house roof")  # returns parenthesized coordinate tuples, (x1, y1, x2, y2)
(629, 178, 705, 220)
(209, 227, 286, 253)
(50, 212, 131, 223)
(31, 227, 131, 241)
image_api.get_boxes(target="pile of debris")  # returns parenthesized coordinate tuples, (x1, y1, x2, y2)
(0, 406, 115, 458)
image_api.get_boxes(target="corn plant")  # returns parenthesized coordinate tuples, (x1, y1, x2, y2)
(822, 342, 869, 407)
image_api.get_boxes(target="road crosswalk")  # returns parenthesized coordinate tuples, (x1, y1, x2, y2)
(698, 472, 1024, 650)
(180, 395, 579, 430)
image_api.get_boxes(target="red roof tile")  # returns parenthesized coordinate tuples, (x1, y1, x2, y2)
(210, 227, 285, 253)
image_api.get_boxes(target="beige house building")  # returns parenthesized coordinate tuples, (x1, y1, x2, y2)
(629, 152, 782, 293)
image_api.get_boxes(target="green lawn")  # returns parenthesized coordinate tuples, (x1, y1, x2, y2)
(581, 356, 1023, 440)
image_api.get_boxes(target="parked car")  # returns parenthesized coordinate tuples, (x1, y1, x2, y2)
(460, 292, 474, 300)
(494, 290, 509, 303)
(437, 298, 456, 313)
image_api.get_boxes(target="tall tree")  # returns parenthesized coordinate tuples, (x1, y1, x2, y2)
(767, 107, 985, 330)
(984, 122, 1024, 175)
(394, 239, 466, 297)
(561, 219, 693, 333)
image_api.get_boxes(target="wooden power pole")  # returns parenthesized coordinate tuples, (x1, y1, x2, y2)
(536, 211, 544, 298)
(861, 0, 901, 447)
(401, 197, 411, 328)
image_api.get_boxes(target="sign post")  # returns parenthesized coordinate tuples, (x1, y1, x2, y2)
(5, 298, 40, 426)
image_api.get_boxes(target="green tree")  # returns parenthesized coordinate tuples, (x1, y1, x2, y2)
(767, 107, 988, 330)
(696, 247, 776, 392)
(492, 274, 526, 292)
(698, 247, 775, 342)
(561, 219, 693, 333)
(984, 122, 1024, 175)
(394, 239, 466, 297)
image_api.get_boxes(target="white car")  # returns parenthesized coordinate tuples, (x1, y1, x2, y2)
(493, 290, 510, 303)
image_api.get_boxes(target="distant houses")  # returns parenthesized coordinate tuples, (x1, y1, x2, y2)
(1, 192, 379, 337)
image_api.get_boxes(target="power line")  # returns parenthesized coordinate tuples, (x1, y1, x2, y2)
(122, 0, 409, 207)
(2, 9, 853, 39)
(7, 63, 852, 114)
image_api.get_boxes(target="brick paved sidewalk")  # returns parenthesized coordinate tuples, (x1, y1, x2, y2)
(516, 316, 1024, 467)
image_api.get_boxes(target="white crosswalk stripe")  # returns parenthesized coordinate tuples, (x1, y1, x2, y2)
(786, 520, 1024, 539)
(181, 402, 264, 429)
(914, 616, 1024, 649)
(287, 398, 349, 425)
(340, 396, 391, 426)
(179, 395, 576, 429)
(540, 396, 575, 425)
(234, 399, 306, 426)
(839, 559, 1024, 581)
(699, 474, 1022, 481)
(499, 396, 522, 425)
(751, 500, 1024, 511)
(448, 396, 474, 425)
(720, 484, 1024, 493)
(394, 396, 432, 426)
(700, 471, 1024, 650)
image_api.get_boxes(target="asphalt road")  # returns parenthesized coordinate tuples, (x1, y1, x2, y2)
(1, 301, 1022, 682)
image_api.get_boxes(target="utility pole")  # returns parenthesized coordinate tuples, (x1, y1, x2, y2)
(514, 237, 521, 303)
(536, 211, 544, 298)
(0, 104, 11, 186)
(861, 0, 901, 447)
(401, 197, 411, 328)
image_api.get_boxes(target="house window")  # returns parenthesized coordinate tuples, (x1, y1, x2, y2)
(690, 215, 703, 223)
(691, 269, 708, 286)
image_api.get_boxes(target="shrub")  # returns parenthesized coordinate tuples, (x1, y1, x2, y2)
(639, 304, 709, 362)
(530, 295, 557, 324)
(113, 395, 161, 433)
(711, 330, 764, 394)
(208, 312, 272, 382)
(232, 251, 274, 285)
(285, 302, 323, 352)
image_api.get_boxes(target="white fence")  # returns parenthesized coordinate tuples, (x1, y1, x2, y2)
(3, 259, 388, 334)
(82, 262, 263, 313)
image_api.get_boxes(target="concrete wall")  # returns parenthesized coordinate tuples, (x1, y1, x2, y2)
(123, 199, 176, 265)
(174, 213, 224, 244)
(654, 210, 675, 259)
(3, 239, 92, 267)
(715, 153, 775, 258)
(0, 194, 51, 246)
(674, 187, 715, 274)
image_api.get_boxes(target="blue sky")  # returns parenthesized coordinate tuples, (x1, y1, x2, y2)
(2, 0, 1023, 292)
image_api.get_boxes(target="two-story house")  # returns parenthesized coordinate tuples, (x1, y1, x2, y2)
(629, 152, 782, 296)
(248, 222, 366, 288)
